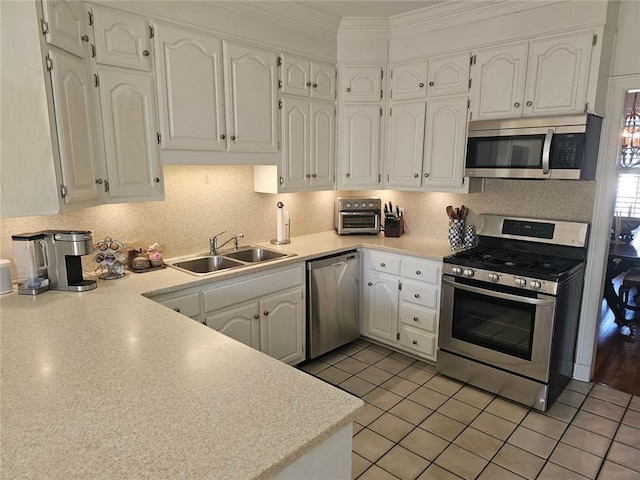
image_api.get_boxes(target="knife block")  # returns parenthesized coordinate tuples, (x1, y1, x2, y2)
(384, 217, 404, 238)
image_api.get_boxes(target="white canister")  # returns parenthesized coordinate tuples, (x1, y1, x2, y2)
(0, 259, 13, 294)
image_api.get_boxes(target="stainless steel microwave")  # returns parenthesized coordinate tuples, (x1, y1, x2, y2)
(465, 114, 602, 180)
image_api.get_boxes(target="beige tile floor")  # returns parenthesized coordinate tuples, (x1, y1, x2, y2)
(299, 338, 640, 480)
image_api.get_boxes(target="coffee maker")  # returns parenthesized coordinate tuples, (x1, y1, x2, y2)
(41, 230, 97, 292)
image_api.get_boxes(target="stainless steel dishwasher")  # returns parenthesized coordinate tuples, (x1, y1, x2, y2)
(307, 250, 360, 359)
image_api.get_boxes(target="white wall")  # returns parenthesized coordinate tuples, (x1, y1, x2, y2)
(610, 0, 640, 77)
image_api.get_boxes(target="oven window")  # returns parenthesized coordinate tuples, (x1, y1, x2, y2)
(341, 213, 377, 229)
(466, 135, 545, 168)
(452, 288, 535, 360)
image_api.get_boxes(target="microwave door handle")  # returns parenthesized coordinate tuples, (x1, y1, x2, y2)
(442, 277, 555, 306)
(542, 129, 554, 174)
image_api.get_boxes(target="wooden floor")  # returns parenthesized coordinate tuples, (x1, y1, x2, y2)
(593, 276, 640, 396)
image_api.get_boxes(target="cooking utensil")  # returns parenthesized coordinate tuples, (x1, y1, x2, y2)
(446, 205, 454, 219)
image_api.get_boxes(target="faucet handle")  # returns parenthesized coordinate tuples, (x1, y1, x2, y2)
(232, 233, 245, 249)
(211, 230, 227, 239)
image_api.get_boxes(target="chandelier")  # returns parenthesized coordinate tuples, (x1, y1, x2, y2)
(620, 92, 640, 168)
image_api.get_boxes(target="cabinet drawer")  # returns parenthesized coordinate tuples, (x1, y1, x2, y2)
(204, 265, 303, 312)
(401, 281, 438, 309)
(368, 251, 401, 276)
(159, 293, 201, 318)
(399, 325, 436, 358)
(402, 259, 440, 284)
(399, 303, 437, 333)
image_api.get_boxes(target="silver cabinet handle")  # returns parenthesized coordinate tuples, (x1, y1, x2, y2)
(414, 293, 420, 298)
(424, 173, 429, 178)
(173, 307, 181, 313)
(368, 282, 373, 286)
(81, 35, 89, 42)
(412, 340, 418, 345)
(306, 82, 312, 87)
(413, 317, 419, 322)
(380, 263, 386, 267)
(311, 173, 317, 178)
(413, 174, 419, 178)
(346, 87, 351, 92)
(514, 102, 520, 108)
(253, 314, 259, 319)
(220, 134, 226, 140)
(526, 101, 533, 106)
(346, 173, 350, 177)
(419, 82, 425, 88)
(305, 174, 311, 178)
(143, 50, 149, 57)
(416, 270, 421, 275)
(263, 311, 269, 316)
(230, 135, 236, 141)
(95, 178, 103, 184)
(154, 177, 160, 183)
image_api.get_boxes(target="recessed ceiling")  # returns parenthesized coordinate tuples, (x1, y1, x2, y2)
(295, 1, 448, 19)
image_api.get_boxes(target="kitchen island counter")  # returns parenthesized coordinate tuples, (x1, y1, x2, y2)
(0, 231, 448, 479)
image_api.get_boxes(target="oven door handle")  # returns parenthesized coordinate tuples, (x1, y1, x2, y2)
(442, 277, 555, 306)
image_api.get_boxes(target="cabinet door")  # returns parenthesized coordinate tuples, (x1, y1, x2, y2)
(280, 97, 309, 190)
(363, 271, 399, 344)
(386, 101, 425, 188)
(48, 50, 101, 204)
(224, 42, 278, 153)
(423, 96, 468, 189)
(92, 6, 151, 71)
(154, 24, 225, 151)
(471, 43, 528, 120)
(281, 54, 310, 97)
(338, 103, 381, 188)
(41, 0, 85, 57)
(428, 52, 470, 98)
(341, 66, 383, 102)
(97, 69, 163, 199)
(205, 302, 260, 350)
(390, 60, 428, 101)
(260, 288, 305, 365)
(309, 100, 335, 189)
(524, 31, 593, 116)
(311, 61, 336, 101)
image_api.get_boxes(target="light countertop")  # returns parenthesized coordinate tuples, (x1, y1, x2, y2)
(0, 231, 449, 479)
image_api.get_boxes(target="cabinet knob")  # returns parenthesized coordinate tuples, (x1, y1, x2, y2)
(306, 82, 312, 87)
(419, 83, 425, 88)
(412, 340, 418, 345)
(413, 317, 419, 322)
(311, 173, 317, 178)
(143, 50, 149, 57)
(380, 263, 386, 267)
(413, 173, 419, 178)
(230, 135, 236, 141)
(424, 173, 429, 178)
(253, 314, 260, 319)
(220, 134, 226, 140)
(95, 178, 103, 184)
(346, 87, 351, 92)
(313, 83, 318, 88)
(154, 177, 160, 183)
(368, 282, 373, 286)
(414, 293, 420, 298)
(173, 307, 181, 313)
(526, 101, 533, 107)
(306, 174, 311, 178)
(416, 270, 421, 275)
(429, 81, 434, 86)
(81, 35, 89, 42)
(346, 173, 350, 178)
(514, 102, 520, 108)
(263, 311, 269, 316)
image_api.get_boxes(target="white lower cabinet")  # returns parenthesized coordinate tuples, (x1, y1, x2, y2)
(259, 288, 305, 365)
(205, 302, 260, 350)
(361, 249, 441, 362)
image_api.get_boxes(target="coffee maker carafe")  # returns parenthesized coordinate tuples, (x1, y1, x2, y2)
(11, 233, 50, 295)
(41, 230, 97, 292)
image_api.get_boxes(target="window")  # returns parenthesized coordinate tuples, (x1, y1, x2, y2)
(615, 172, 640, 218)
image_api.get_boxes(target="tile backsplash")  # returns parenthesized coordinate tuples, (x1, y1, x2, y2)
(0, 165, 596, 273)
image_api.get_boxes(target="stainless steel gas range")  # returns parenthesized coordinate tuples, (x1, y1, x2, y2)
(437, 215, 589, 412)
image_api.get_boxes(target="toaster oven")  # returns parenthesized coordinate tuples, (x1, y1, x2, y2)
(335, 197, 381, 235)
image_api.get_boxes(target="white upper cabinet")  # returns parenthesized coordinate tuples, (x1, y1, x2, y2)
(281, 54, 336, 101)
(524, 31, 593, 116)
(224, 42, 278, 153)
(96, 68, 163, 199)
(470, 42, 528, 120)
(92, 6, 151, 71)
(386, 101, 426, 188)
(427, 52, 471, 98)
(422, 96, 468, 189)
(309, 100, 335, 189)
(154, 23, 225, 151)
(41, 0, 85, 58)
(338, 103, 381, 189)
(48, 49, 100, 204)
(471, 30, 594, 120)
(341, 66, 383, 102)
(390, 60, 428, 101)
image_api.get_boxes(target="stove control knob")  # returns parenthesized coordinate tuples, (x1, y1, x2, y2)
(354, 202, 360, 208)
(368, 202, 374, 208)
(515, 278, 527, 288)
(345, 202, 352, 208)
(451, 267, 463, 275)
(488, 273, 500, 283)
(530, 281, 542, 291)
(463, 268, 475, 278)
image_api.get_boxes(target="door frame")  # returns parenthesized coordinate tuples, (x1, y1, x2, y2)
(574, 74, 640, 381)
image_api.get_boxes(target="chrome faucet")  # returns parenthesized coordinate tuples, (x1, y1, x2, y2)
(210, 231, 244, 254)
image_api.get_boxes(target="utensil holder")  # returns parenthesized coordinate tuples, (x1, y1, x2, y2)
(464, 224, 476, 248)
(384, 217, 404, 238)
(448, 219, 464, 250)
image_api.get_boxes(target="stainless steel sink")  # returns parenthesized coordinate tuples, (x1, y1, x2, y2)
(169, 256, 245, 275)
(221, 246, 294, 263)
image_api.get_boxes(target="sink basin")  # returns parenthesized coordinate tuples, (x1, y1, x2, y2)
(169, 256, 244, 275)
(222, 246, 293, 263)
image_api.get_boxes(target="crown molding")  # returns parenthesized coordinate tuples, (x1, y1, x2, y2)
(337, 18, 392, 41)
(217, 1, 340, 40)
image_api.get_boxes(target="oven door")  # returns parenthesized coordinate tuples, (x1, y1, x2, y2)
(337, 212, 380, 234)
(439, 276, 557, 382)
